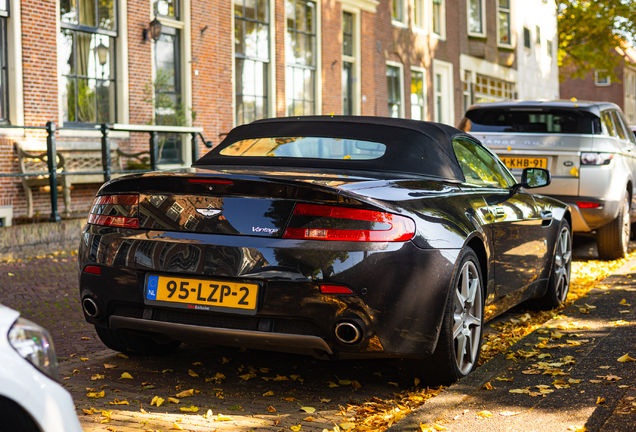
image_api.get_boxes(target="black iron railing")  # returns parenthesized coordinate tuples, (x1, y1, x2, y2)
(0, 122, 213, 222)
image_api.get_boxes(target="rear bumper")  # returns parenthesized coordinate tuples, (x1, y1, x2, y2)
(79, 224, 460, 359)
(547, 195, 620, 232)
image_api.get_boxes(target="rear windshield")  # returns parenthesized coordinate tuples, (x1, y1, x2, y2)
(219, 137, 386, 160)
(459, 108, 600, 134)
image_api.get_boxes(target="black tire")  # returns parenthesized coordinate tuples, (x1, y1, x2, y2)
(0, 397, 40, 432)
(532, 220, 572, 310)
(597, 194, 631, 260)
(95, 325, 181, 356)
(405, 247, 484, 386)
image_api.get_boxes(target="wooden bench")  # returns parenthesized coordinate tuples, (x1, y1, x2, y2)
(16, 141, 150, 217)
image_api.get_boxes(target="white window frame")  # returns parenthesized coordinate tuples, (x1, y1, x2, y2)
(231, 0, 276, 126)
(341, 5, 361, 115)
(151, 0, 194, 167)
(410, 66, 427, 121)
(432, 59, 453, 126)
(522, 26, 531, 50)
(595, 70, 611, 87)
(466, 0, 486, 38)
(391, 0, 407, 28)
(413, 0, 427, 33)
(497, 0, 512, 48)
(386, 60, 404, 118)
(431, 0, 446, 40)
(56, 0, 130, 138)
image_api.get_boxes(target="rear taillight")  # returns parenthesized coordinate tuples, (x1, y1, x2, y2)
(577, 201, 601, 209)
(88, 194, 140, 228)
(282, 203, 415, 242)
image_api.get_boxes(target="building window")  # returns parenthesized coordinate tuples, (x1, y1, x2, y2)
(286, 0, 317, 116)
(595, 70, 611, 86)
(535, 25, 541, 45)
(463, 70, 472, 113)
(434, 72, 442, 122)
(235, 0, 270, 126)
(467, 0, 485, 37)
(547, 39, 553, 58)
(387, 64, 402, 118)
(497, 0, 511, 46)
(391, 0, 404, 23)
(432, 0, 445, 38)
(413, 0, 425, 30)
(0, 3, 8, 124)
(342, 11, 353, 115)
(154, 0, 179, 18)
(60, 0, 117, 124)
(410, 69, 426, 121)
(523, 27, 531, 49)
(474, 74, 515, 102)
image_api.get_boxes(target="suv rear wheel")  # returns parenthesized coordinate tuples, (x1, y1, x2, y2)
(597, 194, 630, 260)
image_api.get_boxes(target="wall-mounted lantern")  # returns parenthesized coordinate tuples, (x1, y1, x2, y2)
(143, 17, 163, 42)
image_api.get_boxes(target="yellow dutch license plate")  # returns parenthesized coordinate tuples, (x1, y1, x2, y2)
(500, 156, 548, 170)
(145, 275, 259, 313)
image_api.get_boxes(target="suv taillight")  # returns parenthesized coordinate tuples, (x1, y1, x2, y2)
(88, 194, 140, 228)
(282, 203, 415, 242)
(581, 153, 613, 165)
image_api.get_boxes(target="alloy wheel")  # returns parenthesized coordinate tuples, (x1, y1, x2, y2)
(452, 260, 482, 375)
(554, 226, 572, 303)
(622, 198, 631, 255)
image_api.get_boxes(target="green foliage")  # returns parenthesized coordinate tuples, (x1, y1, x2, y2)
(558, 0, 636, 80)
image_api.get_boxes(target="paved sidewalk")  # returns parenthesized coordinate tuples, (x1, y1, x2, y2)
(390, 259, 636, 432)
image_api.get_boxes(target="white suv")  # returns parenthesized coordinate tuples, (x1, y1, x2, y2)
(459, 100, 636, 260)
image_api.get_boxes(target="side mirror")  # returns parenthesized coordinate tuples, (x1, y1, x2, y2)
(521, 167, 551, 189)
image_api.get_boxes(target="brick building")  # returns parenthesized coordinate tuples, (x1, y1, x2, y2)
(0, 0, 557, 226)
(560, 45, 636, 125)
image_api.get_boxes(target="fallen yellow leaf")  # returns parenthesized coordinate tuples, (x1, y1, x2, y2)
(484, 382, 493, 390)
(388, 382, 399, 387)
(273, 375, 290, 381)
(597, 397, 605, 405)
(282, 397, 296, 402)
(188, 369, 199, 377)
(339, 423, 355, 430)
(477, 410, 493, 419)
(108, 399, 129, 405)
(300, 407, 316, 413)
(150, 396, 165, 407)
(414, 378, 421, 386)
(500, 411, 521, 416)
(180, 405, 199, 412)
(119, 372, 133, 379)
(291, 426, 302, 432)
(117, 353, 129, 359)
(192, 361, 203, 365)
(168, 397, 180, 404)
(87, 390, 105, 398)
(176, 389, 194, 398)
(327, 381, 339, 388)
(216, 414, 233, 421)
(263, 391, 275, 397)
(104, 364, 117, 369)
(268, 406, 277, 413)
(618, 353, 635, 362)
(91, 374, 105, 380)
(352, 380, 361, 391)
(620, 299, 627, 305)
(567, 427, 587, 432)
(203, 409, 213, 419)
(80, 357, 89, 361)
(173, 422, 184, 430)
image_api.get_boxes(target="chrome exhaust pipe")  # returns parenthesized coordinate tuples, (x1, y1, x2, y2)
(334, 322, 362, 344)
(83, 297, 99, 318)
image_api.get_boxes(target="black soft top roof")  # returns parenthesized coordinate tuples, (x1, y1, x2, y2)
(194, 116, 470, 181)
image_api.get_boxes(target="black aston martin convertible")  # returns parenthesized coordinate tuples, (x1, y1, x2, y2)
(78, 116, 571, 384)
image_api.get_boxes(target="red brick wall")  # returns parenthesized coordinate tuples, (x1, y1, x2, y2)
(560, 64, 625, 108)
(321, 0, 342, 114)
